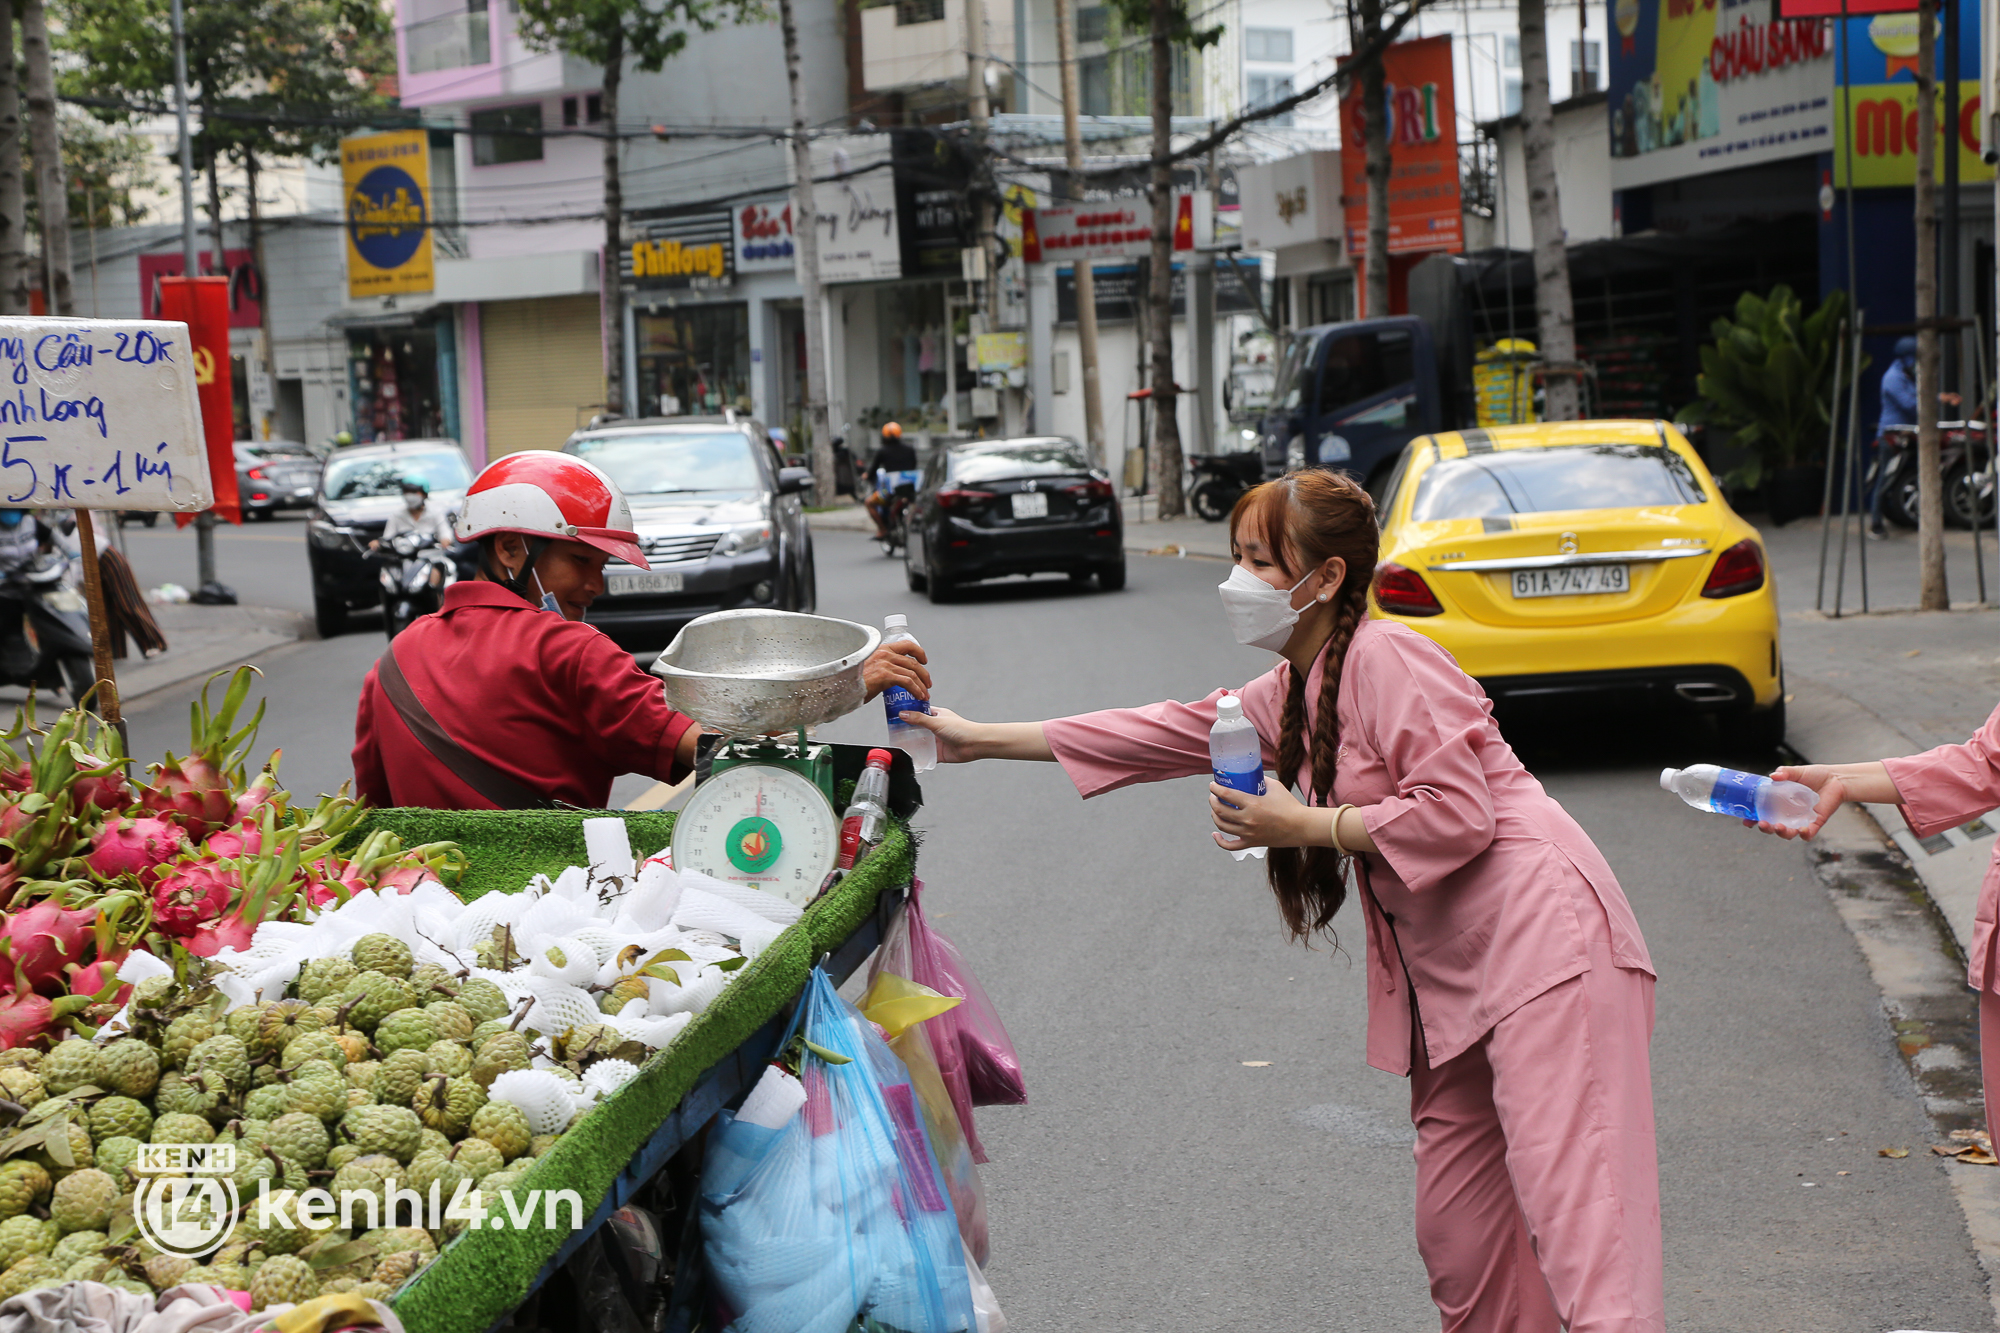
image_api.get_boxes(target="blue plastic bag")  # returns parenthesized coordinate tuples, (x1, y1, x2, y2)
(702, 966, 978, 1333)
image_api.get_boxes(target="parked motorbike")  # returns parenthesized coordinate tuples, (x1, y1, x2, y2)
(0, 549, 96, 702)
(371, 529, 457, 640)
(1188, 451, 1264, 522)
(1871, 421, 1993, 530)
(876, 468, 921, 557)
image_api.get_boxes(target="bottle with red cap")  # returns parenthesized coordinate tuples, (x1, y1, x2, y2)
(837, 749, 895, 871)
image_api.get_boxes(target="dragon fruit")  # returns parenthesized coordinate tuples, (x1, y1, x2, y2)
(182, 912, 258, 959)
(202, 823, 262, 861)
(151, 859, 240, 939)
(234, 760, 283, 823)
(65, 952, 129, 1006)
(0, 989, 93, 1049)
(70, 761, 129, 815)
(140, 668, 266, 839)
(0, 902, 99, 995)
(88, 817, 188, 882)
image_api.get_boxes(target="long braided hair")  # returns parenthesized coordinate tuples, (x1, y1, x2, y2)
(1228, 470, 1380, 943)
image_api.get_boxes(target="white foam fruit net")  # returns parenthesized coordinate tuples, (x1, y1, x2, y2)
(489, 1070, 580, 1136)
(173, 816, 797, 1056)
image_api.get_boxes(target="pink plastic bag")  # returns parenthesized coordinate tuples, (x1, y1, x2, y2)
(872, 879, 1026, 1165)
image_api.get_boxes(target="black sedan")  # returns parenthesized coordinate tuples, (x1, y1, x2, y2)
(561, 416, 817, 655)
(903, 437, 1124, 602)
(305, 440, 474, 638)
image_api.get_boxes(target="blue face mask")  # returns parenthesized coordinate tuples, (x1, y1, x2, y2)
(532, 569, 561, 618)
(0, 512, 24, 529)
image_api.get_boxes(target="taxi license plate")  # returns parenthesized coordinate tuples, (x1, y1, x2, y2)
(1511, 565, 1628, 598)
(1011, 491, 1049, 519)
(607, 570, 683, 596)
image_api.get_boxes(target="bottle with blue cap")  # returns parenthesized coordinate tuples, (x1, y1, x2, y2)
(1660, 764, 1816, 829)
(1210, 694, 1269, 861)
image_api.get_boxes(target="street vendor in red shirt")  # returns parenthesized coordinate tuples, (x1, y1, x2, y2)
(351, 450, 929, 810)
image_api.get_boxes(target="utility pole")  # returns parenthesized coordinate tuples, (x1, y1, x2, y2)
(1517, 0, 1581, 419)
(171, 0, 215, 589)
(1053, 0, 1106, 467)
(1915, 0, 1947, 609)
(1144, 0, 1185, 516)
(965, 0, 995, 327)
(779, 0, 835, 504)
(0, 0, 23, 318)
(20, 0, 70, 317)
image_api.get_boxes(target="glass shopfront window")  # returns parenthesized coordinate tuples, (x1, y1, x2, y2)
(636, 304, 750, 417)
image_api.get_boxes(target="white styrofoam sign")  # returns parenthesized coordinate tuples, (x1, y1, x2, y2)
(0, 318, 210, 512)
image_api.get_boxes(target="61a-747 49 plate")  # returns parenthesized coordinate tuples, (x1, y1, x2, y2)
(1510, 565, 1628, 598)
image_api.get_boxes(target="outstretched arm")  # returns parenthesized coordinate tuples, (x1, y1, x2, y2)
(1755, 763, 1902, 839)
(899, 707, 1054, 763)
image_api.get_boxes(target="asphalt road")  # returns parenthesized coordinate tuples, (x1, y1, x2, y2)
(110, 523, 1995, 1331)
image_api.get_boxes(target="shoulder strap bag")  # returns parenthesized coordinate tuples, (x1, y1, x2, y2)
(375, 644, 553, 810)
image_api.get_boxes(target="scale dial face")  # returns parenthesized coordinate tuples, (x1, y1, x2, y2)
(671, 762, 839, 906)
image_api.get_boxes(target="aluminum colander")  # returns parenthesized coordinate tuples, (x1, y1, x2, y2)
(649, 609, 881, 736)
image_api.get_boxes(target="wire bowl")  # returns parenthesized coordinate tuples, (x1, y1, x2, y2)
(649, 609, 881, 736)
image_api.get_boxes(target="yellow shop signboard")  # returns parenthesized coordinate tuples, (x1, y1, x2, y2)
(342, 130, 435, 299)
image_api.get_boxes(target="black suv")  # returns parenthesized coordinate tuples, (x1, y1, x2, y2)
(305, 440, 474, 637)
(560, 416, 817, 655)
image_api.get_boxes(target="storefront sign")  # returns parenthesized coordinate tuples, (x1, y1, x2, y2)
(807, 136, 901, 284)
(1239, 151, 1342, 250)
(893, 130, 973, 279)
(1831, 0, 1991, 185)
(1608, 0, 1834, 189)
(1020, 195, 1201, 263)
(734, 199, 795, 273)
(138, 250, 262, 329)
(341, 130, 434, 300)
(1339, 35, 1462, 257)
(1054, 262, 1263, 322)
(975, 331, 1027, 371)
(625, 211, 734, 289)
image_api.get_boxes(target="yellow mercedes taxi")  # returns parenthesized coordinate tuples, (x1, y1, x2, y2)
(1368, 419, 1784, 746)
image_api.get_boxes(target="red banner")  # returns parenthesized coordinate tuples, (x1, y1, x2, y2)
(156, 277, 239, 527)
(1777, 0, 1915, 16)
(1339, 34, 1463, 261)
(139, 251, 263, 329)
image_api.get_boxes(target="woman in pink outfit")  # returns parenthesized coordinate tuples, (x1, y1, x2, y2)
(903, 470, 1664, 1333)
(1755, 712, 2000, 1145)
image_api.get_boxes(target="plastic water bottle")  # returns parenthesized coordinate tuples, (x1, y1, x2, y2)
(1660, 764, 1818, 829)
(882, 615, 936, 773)
(838, 749, 894, 871)
(1210, 695, 1269, 861)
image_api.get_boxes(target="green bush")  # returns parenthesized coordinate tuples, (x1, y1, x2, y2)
(1680, 285, 1863, 490)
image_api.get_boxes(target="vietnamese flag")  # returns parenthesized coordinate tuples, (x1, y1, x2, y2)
(157, 276, 240, 527)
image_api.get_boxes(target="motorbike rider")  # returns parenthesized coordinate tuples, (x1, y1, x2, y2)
(864, 422, 919, 541)
(351, 451, 933, 810)
(371, 476, 454, 588)
(1871, 336, 1961, 538)
(0, 509, 92, 700)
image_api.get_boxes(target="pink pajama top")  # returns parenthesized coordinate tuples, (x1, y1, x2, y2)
(1883, 701, 2000, 991)
(1042, 617, 1654, 1076)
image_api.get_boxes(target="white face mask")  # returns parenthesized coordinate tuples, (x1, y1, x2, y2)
(1219, 564, 1316, 652)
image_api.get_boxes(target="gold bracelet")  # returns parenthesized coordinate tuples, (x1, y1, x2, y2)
(1329, 804, 1357, 855)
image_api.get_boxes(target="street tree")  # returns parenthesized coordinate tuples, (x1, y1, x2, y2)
(1350, 0, 1392, 318)
(22, 0, 70, 313)
(515, 0, 759, 421)
(1913, 0, 1945, 609)
(1515, 0, 1581, 419)
(1095, 0, 1218, 517)
(0, 1, 22, 315)
(774, 0, 834, 502)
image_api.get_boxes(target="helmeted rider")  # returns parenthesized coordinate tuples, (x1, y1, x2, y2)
(1870, 336, 1962, 538)
(0, 510, 40, 576)
(864, 422, 919, 541)
(351, 451, 931, 810)
(371, 476, 455, 588)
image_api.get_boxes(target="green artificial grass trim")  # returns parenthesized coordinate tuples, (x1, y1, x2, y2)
(345, 809, 678, 900)
(388, 823, 915, 1333)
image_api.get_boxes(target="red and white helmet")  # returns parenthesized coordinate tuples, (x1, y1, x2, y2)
(455, 451, 650, 570)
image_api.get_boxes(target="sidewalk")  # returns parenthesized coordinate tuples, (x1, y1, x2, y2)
(0, 600, 308, 712)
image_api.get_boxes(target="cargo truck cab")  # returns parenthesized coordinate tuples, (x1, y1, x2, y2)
(1257, 316, 1447, 492)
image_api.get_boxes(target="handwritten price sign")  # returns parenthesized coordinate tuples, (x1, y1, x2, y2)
(0, 318, 210, 512)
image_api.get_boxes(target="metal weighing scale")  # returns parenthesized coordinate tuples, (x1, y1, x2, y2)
(651, 610, 882, 906)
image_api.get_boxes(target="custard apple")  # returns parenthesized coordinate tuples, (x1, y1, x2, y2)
(335, 972, 411, 1034)
(456, 979, 509, 1025)
(324, 1143, 362, 1172)
(340, 1105, 423, 1164)
(0, 1214, 55, 1269)
(424, 1002, 473, 1043)
(374, 1009, 438, 1057)
(471, 1032, 532, 1088)
(96, 1040, 160, 1098)
(266, 1113, 330, 1169)
(372, 1248, 430, 1289)
(231, 1187, 306, 1255)
(38, 1040, 98, 1095)
(49, 1168, 117, 1233)
(0, 1256, 60, 1301)
(143, 1253, 194, 1290)
(468, 1102, 532, 1162)
(296, 957, 357, 1005)
(350, 934, 413, 979)
(284, 1062, 347, 1122)
(0, 1161, 49, 1219)
(425, 1042, 472, 1080)
(449, 1137, 504, 1181)
(279, 1030, 347, 1073)
(92, 1137, 142, 1189)
(87, 1096, 152, 1144)
(345, 1060, 381, 1092)
(244, 1083, 291, 1122)
(163, 1012, 218, 1070)
(413, 1074, 485, 1137)
(150, 1112, 216, 1145)
(0, 1068, 43, 1108)
(255, 1001, 321, 1057)
(250, 1253, 319, 1309)
(372, 1050, 434, 1108)
(49, 1230, 106, 1268)
(153, 1070, 221, 1119)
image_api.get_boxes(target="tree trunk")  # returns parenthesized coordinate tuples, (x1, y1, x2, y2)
(1516, 0, 1579, 419)
(20, 0, 68, 316)
(0, 0, 24, 317)
(203, 105, 223, 276)
(601, 27, 625, 418)
(1357, 0, 1390, 317)
(780, 0, 835, 502)
(1146, 0, 1183, 516)
(1053, 0, 1106, 468)
(1915, 0, 1946, 609)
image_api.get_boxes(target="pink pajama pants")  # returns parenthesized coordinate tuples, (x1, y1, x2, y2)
(1407, 932, 1664, 1333)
